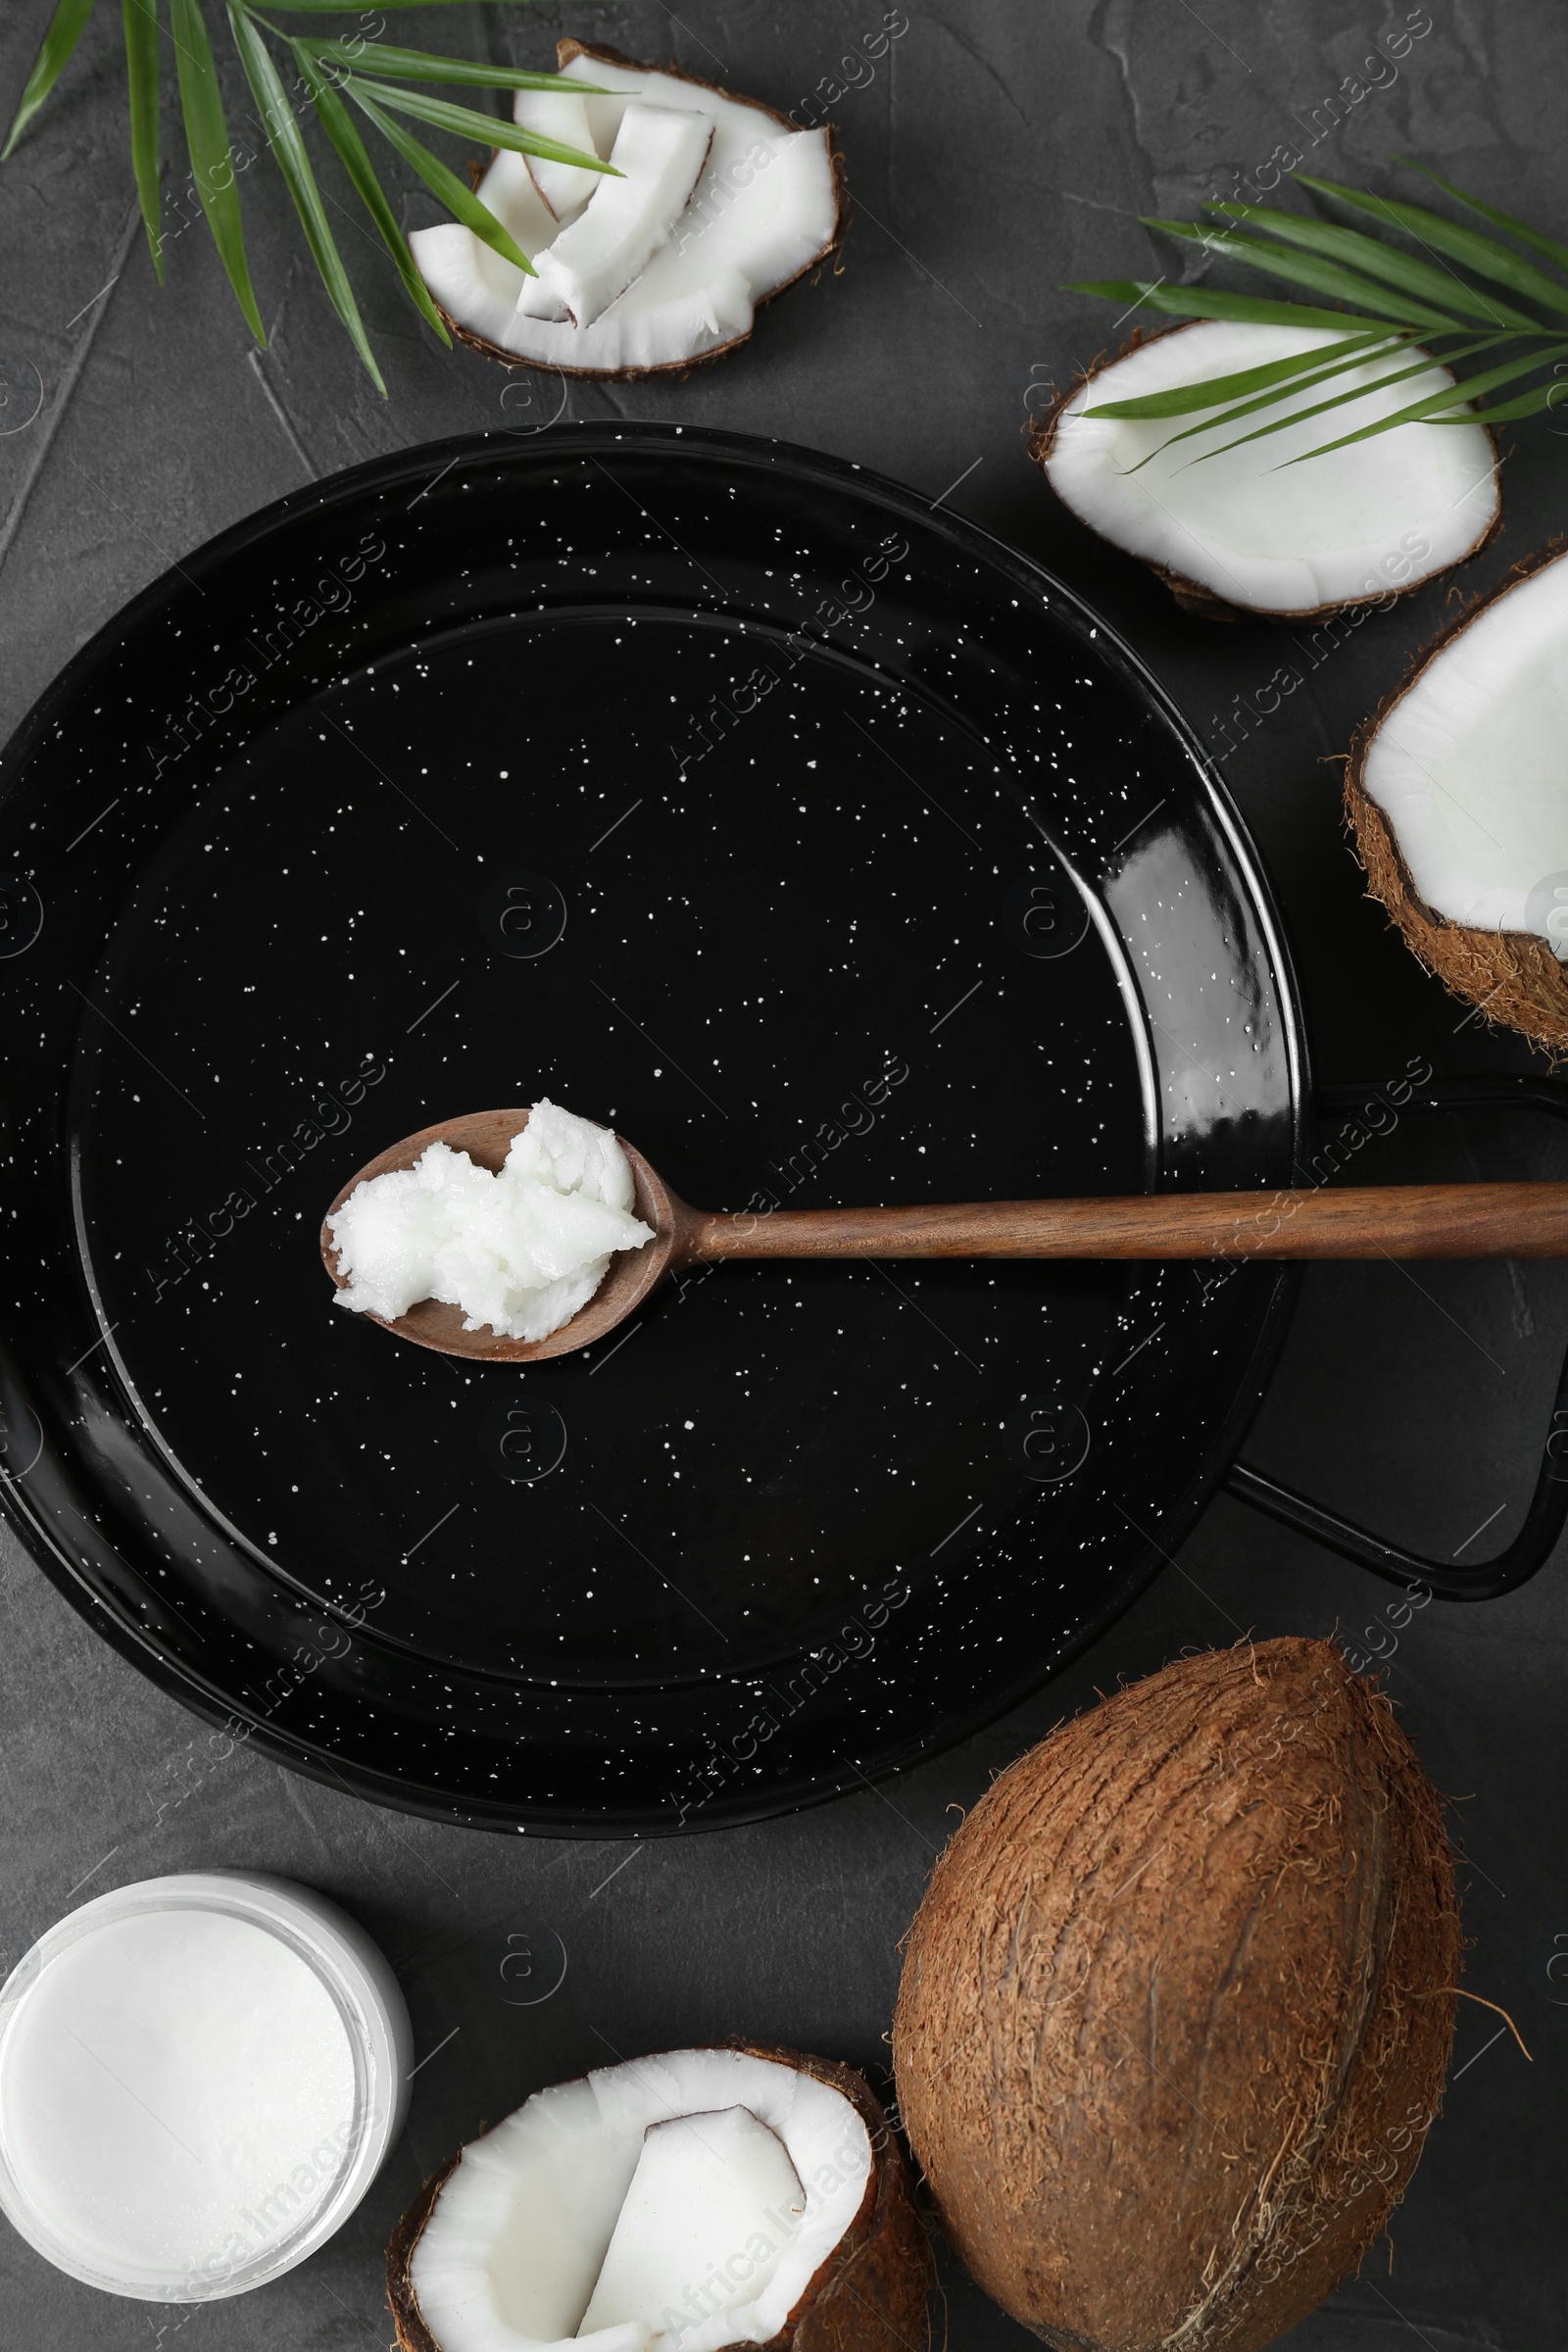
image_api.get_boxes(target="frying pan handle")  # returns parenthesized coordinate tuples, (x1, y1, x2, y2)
(1223, 1074, 1568, 1601)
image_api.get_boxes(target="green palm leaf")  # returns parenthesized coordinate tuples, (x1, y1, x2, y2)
(123, 0, 161, 279)
(1182, 332, 1511, 467)
(1431, 381, 1568, 424)
(5, 0, 631, 376)
(171, 0, 265, 342)
(343, 77, 533, 273)
(228, 5, 381, 391)
(1082, 329, 1397, 420)
(1147, 219, 1467, 328)
(338, 74, 613, 177)
(307, 42, 606, 94)
(1294, 172, 1568, 318)
(1396, 158, 1568, 277)
(1067, 280, 1403, 336)
(1203, 200, 1535, 328)
(1280, 341, 1568, 463)
(292, 40, 450, 347)
(1072, 159, 1568, 460)
(1117, 338, 1438, 469)
(3, 0, 99, 159)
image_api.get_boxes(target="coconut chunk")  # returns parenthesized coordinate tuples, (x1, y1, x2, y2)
(578, 2107, 806, 2335)
(518, 103, 713, 327)
(408, 43, 839, 378)
(514, 86, 603, 223)
(553, 48, 838, 316)
(390, 2045, 928, 2352)
(1036, 320, 1498, 617)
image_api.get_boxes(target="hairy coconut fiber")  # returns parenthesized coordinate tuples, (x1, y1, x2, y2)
(893, 1640, 1457, 2352)
(1345, 765, 1568, 1054)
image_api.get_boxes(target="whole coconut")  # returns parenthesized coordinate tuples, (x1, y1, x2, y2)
(893, 1639, 1458, 2352)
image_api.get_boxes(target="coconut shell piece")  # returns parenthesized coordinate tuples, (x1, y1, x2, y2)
(1030, 324, 1500, 623)
(387, 2150, 461, 2352)
(386, 2040, 931, 2352)
(1346, 541, 1568, 1055)
(893, 1639, 1458, 2352)
(431, 42, 846, 382)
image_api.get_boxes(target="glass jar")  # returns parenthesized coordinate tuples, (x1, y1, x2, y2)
(0, 1870, 412, 2300)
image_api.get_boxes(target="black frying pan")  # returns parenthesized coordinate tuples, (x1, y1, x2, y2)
(0, 424, 1558, 1835)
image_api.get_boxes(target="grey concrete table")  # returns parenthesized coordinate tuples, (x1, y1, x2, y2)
(1, 4, 1564, 2345)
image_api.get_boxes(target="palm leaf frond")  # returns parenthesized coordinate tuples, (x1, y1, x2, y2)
(1396, 156, 1568, 276)
(1280, 340, 1568, 463)
(2, 0, 620, 377)
(1082, 329, 1397, 421)
(1145, 217, 1468, 328)
(123, 0, 161, 278)
(171, 0, 266, 342)
(1069, 160, 1568, 461)
(1066, 280, 1402, 335)
(1184, 332, 1511, 467)
(308, 41, 606, 93)
(230, 3, 381, 389)
(293, 40, 451, 347)
(343, 75, 534, 274)
(1293, 172, 1568, 318)
(1202, 200, 1536, 327)
(339, 73, 614, 177)
(3, 0, 100, 160)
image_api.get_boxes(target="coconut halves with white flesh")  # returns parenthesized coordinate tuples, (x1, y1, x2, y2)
(1348, 541, 1568, 1051)
(1034, 320, 1499, 618)
(387, 2043, 930, 2352)
(411, 42, 842, 378)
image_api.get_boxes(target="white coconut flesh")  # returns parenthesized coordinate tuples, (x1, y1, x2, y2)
(409, 52, 837, 372)
(518, 103, 714, 327)
(514, 87, 602, 221)
(410, 2049, 872, 2352)
(579, 2108, 806, 2334)
(1045, 320, 1497, 613)
(1359, 549, 1568, 944)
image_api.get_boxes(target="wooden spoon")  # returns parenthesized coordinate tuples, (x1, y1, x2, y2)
(320, 1107, 1568, 1364)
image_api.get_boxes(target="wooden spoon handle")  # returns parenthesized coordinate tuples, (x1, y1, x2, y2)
(690, 1183, 1568, 1262)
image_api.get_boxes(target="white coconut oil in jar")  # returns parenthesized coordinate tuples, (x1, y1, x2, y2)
(0, 1872, 412, 2300)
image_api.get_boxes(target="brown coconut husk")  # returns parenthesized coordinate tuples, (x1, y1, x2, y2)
(387, 2149, 461, 2352)
(893, 1638, 1458, 2352)
(1028, 323, 1501, 622)
(1345, 539, 1568, 1055)
(438, 42, 847, 382)
(386, 2041, 931, 2352)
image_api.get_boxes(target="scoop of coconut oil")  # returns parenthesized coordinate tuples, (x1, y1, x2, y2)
(328, 1099, 654, 1344)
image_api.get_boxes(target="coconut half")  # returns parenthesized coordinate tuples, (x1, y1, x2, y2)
(387, 2043, 930, 2352)
(1347, 540, 1568, 1051)
(410, 43, 841, 379)
(1034, 320, 1499, 618)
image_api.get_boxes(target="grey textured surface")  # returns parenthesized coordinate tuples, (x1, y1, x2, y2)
(1, 2, 1566, 2345)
